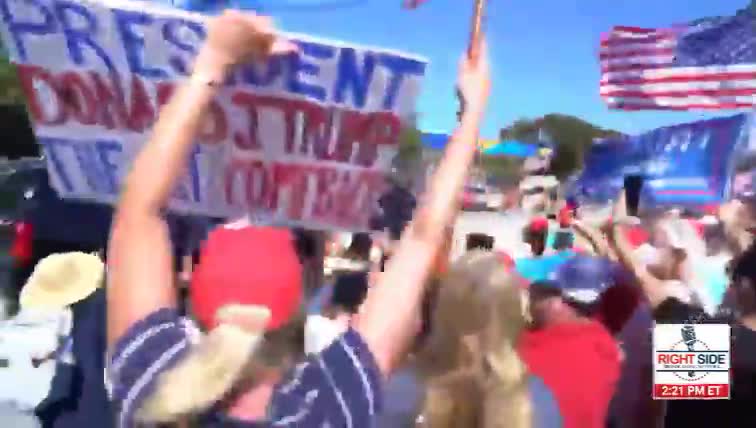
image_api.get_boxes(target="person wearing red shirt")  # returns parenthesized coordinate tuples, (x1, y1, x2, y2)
(518, 257, 621, 428)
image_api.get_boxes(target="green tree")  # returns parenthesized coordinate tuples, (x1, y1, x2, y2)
(480, 155, 520, 182)
(499, 114, 623, 178)
(396, 125, 423, 164)
(0, 47, 24, 105)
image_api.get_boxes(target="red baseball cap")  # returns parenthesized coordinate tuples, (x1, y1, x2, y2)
(190, 225, 303, 331)
(528, 217, 549, 233)
(557, 206, 573, 228)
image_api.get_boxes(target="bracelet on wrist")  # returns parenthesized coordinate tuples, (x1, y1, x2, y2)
(189, 70, 224, 88)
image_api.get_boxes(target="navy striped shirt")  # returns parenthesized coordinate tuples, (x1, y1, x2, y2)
(106, 309, 383, 427)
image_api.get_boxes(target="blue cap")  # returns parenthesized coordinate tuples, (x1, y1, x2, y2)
(549, 256, 622, 304)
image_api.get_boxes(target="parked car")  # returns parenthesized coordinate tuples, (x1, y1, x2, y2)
(0, 165, 113, 315)
(462, 184, 489, 211)
(484, 191, 504, 211)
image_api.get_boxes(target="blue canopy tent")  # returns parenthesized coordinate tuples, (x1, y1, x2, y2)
(421, 132, 451, 151)
(421, 134, 539, 158)
(483, 140, 538, 158)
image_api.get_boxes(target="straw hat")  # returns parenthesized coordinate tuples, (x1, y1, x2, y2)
(20, 252, 104, 309)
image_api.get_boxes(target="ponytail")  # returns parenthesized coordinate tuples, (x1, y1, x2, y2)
(136, 305, 270, 423)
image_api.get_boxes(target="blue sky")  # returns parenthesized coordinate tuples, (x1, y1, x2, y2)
(269, 0, 750, 139)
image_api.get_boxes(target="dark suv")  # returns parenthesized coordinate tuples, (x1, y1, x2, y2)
(0, 164, 113, 314)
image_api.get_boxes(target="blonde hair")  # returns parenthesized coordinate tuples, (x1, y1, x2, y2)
(137, 305, 304, 424)
(416, 251, 532, 428)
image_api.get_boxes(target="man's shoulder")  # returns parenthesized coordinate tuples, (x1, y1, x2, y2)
(653, 298, 715, 324)
(269, 329, 383, 426)
(520, 321, 620, 368)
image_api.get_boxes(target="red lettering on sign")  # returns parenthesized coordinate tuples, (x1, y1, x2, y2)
(156, 82, 226, 144)
(224, 158, 276, 210)
(125, 75, 155, 133)
(57, 71, 97, 125)
(222, 159, 386, 228)
(16, 64, 67, 125)
(89, 71, 127, 130)
(15, 66, 227, 144)
(230, 91, 400, 167)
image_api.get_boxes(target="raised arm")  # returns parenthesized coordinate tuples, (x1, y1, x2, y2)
(572, 220, 609, 257)
(607, 192, 667, 308)
(106, 12, 293, 348)
(355, 42, 491, 376)
(719, 200, 754, 256)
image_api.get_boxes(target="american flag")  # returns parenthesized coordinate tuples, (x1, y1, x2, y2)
(599, 5, 756, 110)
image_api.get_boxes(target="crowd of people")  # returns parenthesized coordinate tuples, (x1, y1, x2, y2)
(0, 9, 754, 428)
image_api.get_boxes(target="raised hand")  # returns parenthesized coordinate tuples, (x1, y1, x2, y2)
(456, 39, 491, 119)
(195, 11, 297, 80)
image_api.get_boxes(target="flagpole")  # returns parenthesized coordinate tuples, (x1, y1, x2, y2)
(467, 0, 486, 61)
(464, 0, 487, 181)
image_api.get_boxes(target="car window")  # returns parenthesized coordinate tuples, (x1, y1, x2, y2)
(466, 186, 486, 194)
(0, 168, 42, 220)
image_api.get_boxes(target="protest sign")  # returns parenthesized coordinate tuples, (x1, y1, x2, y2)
(0, 0, 427, 231)
(575, 113, 751, 206)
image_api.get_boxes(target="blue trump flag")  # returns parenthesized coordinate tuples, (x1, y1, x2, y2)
(574, 113, 751, 206)
(573, 136, 649, 203)
(639, 113, 751, 206)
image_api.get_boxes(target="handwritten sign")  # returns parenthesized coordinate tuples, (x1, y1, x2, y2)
(0, 0, 427, 231)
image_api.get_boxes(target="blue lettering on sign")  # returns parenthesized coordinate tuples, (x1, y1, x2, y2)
(237, 57, 283, 87)
(0, 0, 57, 62)
(333, 47, 375, 109)
(37, 137, 74, 192)
(54, 0, 115, 73)
(378, 54, 426, 110)
(113, 9, 167, 79)
(285, 40, 334, 102)
(170, 146, 201, 203)
(70, 142, 112, 195)
(187, 146, 201, 202)
(36, 137, 123, 196)
(169, 147, 200, 203)
(162, 19, 205, 76)
(93, 139, 122, 195)
(38, 137, 202, 202)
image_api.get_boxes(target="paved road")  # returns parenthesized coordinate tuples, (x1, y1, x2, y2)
(0, 236, 15, 320)
(451, 210, 530, 259)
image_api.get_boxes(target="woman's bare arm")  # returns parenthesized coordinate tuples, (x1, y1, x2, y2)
(607, 192, 667, 308)
(355, 42, 491, 376)
(572, 220, 609, 257)
(107, 12, 293, 348)
(719, 200, 754, 256)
